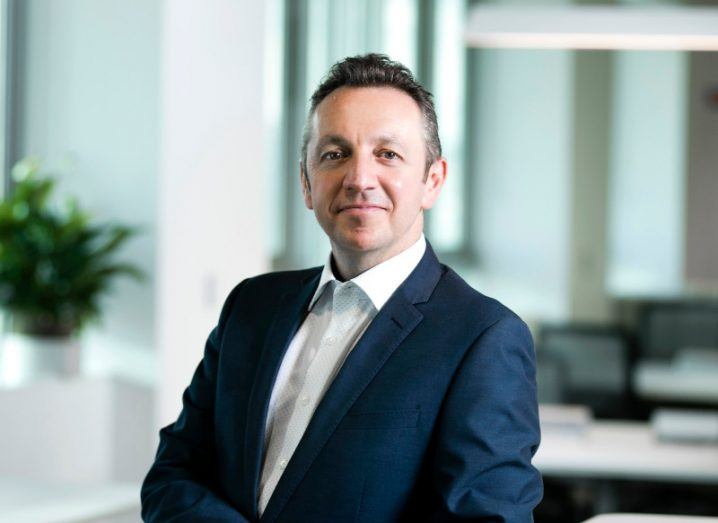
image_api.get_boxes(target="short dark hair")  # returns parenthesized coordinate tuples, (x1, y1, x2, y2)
(301, 53, 442, 174)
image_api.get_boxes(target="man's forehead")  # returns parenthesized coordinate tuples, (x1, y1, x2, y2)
(309, 86, 423, 142)
(315, 85, 421, 114)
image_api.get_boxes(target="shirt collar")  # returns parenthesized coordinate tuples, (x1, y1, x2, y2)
(308, 235, 427, 312)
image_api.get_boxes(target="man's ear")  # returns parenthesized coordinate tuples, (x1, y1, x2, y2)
(300, 161, 313, 210)
(421, 157, 447, 210)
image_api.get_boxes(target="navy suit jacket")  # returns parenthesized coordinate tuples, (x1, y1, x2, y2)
(141, 245, 542, 522)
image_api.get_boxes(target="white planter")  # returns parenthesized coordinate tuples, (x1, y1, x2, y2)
(0, 333, 80, 386)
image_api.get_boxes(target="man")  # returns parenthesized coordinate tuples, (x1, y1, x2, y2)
(142, 54, 542, 522)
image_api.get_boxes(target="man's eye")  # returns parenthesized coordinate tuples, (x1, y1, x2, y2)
(321, 151, 345, 161)
(380, 150, 400, 160)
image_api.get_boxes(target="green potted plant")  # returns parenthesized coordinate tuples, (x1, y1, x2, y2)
(0, 158, 142, 384)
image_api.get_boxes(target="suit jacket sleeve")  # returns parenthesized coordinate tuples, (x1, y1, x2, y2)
(141, 282, 250, 523)
(428, 316, 543, 522)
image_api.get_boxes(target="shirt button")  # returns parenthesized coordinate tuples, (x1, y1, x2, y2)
(300, 395, 310, 406)
(279, 459, 287, 470)
(326, 336, 336, 345)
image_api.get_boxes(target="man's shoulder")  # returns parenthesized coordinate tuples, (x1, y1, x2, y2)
(245, 266, 322, 288)
(432, 263, 524, 329)
(233, 266, 322, 300)
(219, 267, 322, 323)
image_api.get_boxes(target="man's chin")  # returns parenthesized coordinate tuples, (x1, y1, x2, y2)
(334, 230, 386, 254)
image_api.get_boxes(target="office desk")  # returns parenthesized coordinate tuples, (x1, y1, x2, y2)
(583, 515, 718, 523)
(536, 421, 718, 483)
(634, 351, 718, 405)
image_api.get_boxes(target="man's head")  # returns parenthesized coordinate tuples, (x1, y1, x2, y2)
(301, 54, 442, 175)
(300, 54, 447, 273)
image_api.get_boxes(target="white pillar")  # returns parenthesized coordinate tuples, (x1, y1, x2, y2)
(156, 0, 269, 427)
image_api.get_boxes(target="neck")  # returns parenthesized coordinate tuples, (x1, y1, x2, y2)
(331, 231, 423, 281)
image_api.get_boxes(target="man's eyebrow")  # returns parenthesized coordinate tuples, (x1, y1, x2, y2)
(315, 134, 352, 151)
(373, 134, 405, 148)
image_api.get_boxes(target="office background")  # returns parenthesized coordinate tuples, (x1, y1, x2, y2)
(0, 0, 717, 521)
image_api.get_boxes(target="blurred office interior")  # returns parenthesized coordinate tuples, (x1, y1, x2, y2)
(0, 0, 717, 521)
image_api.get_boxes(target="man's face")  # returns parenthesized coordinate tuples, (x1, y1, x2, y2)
(302, 86, 446, 263)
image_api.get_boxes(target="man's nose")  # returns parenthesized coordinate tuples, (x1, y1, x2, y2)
(342, 154, 378, 192)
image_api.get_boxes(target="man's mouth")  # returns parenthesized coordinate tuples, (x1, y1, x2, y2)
(338, 204, 386, 213)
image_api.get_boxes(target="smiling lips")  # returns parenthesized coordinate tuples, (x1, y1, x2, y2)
(337, 203, 387, 213)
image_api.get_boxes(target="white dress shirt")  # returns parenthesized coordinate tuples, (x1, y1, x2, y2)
(258, 235, 427, 514)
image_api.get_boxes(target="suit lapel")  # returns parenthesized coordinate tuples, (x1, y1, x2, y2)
(260, 245, 444, 523)
(243, 270, 321, 520)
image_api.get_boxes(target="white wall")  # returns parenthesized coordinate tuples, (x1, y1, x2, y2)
(156, 0, 269, 426)
(14, 0, 160, 357)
